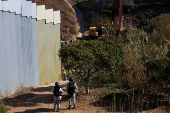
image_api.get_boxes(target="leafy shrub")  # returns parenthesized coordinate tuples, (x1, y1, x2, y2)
(123, 0, 135, 13)
(146, 58, 170, 88)
(88, 13, 99, 27)
(0, 104, 9, 113)
(65, 12, 73, 17)
(117, 28, 169, 92)
(141, 14, 170, 44)
(140, 21, 155, 33)
(76, 81, 85, 88)
(89, 72, 121, 89)
(150, 14, 170, 38)
(76, 0, 95, 11)
(103, 83, 117, 88)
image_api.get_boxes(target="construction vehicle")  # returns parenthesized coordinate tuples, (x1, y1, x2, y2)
(89, 21, 114, 38)
(88, 0, 115, 39)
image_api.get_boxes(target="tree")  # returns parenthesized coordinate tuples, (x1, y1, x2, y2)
(59, 40, 124, 93)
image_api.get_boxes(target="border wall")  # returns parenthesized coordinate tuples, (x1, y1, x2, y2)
(37, 5, 61, 85)
(0, 0, 61, 97)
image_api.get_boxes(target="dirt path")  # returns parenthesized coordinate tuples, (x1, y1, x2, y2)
(3, 81, 103, 113)
(2, 85, 169, 113)
(64, 0, 85, 40)
(2, 80, 168, 113)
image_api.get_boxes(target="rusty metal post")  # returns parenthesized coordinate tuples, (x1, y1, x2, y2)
(119, 0, 123, 31)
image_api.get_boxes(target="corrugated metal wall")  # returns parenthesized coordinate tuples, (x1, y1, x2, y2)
(0, 11, 39, 96)
(37, 5, 61, 85)
(37, 20, 61, 85)
(0, 1, 61, 97)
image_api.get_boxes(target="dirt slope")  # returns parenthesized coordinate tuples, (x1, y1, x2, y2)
(27, 0, 79, 42)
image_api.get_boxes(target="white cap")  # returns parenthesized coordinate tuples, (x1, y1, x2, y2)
(62, 68, 64, 70)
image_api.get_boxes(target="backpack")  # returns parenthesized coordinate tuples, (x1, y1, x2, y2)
(53, 86, 61, 96)
(67, 82, 75, 96)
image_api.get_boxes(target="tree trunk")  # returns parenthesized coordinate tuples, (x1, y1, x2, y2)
(85, 81, 89, 94)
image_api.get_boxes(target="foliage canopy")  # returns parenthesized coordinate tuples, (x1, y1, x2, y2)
(59, 40, 124, 93)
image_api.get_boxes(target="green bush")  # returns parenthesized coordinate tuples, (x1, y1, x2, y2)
(76, 0, 95, 12)
(146, 58, 170, 87)
(103, 83, 117, 88)
(117, 28, 169, 92)
(123, 0, 135, 13)
(120, 28, 148, 44)
(65, 12, 73, 17)
(89, 72, 121, 89)
(140, 14, 170, 44)
(76, 80, 85, 88)
(140, 21, 155, 33)
(0, 104, 9, 113)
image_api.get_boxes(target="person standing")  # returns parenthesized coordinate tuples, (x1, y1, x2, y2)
(52, 82, 64, 112)
(66, 77, 78, 109)
(61, 68, 66, 80)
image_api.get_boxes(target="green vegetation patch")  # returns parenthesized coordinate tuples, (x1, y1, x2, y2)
(123, 0, 135, 13)
(0, 104, 9, 113)
(141, 13, 170, 42)
(76, 0, 96, 11)
(65, 12, 73, 17)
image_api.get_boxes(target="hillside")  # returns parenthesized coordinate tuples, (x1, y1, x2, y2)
(27, 0, 79, 42)
(1, 0, 170, 113)
(71, 0, 170, 34)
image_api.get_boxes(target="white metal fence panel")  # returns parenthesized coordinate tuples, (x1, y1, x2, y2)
(21, 1, 32, 17)
(10, 0, 21, 14)
(0, 11, 39, 97)
(0, 1, 3, 10)
(54, 11, 61, 24)
(45, 9, 53, 23)
(32, 3, 37, 18)
(37, 5, 46, 21)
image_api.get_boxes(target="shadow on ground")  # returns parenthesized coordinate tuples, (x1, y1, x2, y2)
(15, 108, 53, 113)
(2, 85, 69, 107)
(15, 107, 71, 113)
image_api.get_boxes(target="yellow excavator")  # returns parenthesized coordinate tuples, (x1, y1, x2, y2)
(89, 21, 114, 38)
(88, 0, 115, 39)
